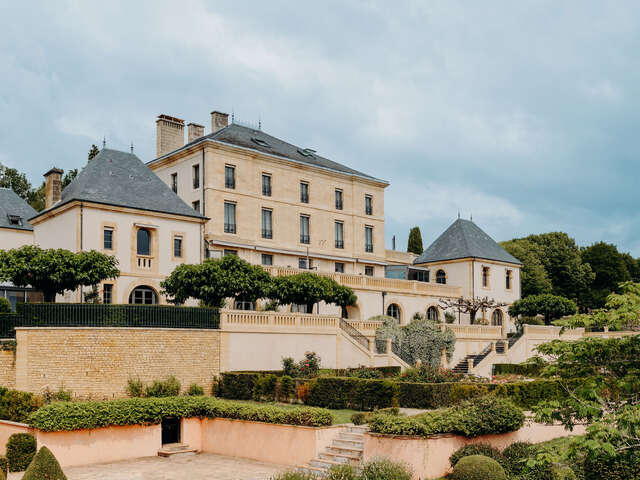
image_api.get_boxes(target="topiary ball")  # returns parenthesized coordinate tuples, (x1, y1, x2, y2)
(449, 443, 506, 470)
(451, 455, 508, 480)
(22, 447, 67, 480)
(502, 441, 538, 475)
(6, 433, 36, 472)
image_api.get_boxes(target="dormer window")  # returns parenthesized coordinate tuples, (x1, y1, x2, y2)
(251, 137, 271, 148)
(297, 148, 316, 157)
(7, 215, 22, 226)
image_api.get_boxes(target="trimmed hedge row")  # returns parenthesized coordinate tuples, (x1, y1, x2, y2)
(28, 396, 333, 432)
(306, 377, 398, 411)
(369, 396, 525, 438)
(492, 363, 543, 377)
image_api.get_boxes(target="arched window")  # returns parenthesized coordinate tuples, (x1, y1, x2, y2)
(386, 303, 401, 323)
(129, 286, 158, 304)
(492, 309, 503, 326)
(427, 306, 439, 322)
(436, 270, 446, 284)
(137, 228, 151, 256)
(482, 266, 490, 287)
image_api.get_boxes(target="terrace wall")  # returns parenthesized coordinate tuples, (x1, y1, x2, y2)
(0, 349, 15, 389)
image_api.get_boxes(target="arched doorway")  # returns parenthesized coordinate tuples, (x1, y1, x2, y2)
(492, 309, 503, 326)
(129, 286, 158, 305)
(386, 303, 401, 323)
(426, 306, 439, 322)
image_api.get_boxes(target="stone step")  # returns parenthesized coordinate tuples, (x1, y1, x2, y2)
(347, 425, 369, 434)
(333, 438, 364, 448)
(339, 432, 364, 441)
(157, 443, 197, 457)
(329, 442, 364, 453)
(322, 450, 362, 462)
(297, 464, 325, 475)
(311, 457, 350, 469)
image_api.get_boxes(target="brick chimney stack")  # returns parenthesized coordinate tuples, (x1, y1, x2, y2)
(156, 114, 185, 157)
(211, 111, 229, 133)
(187, 122, 205, 143)
(44, 167, 63, 210)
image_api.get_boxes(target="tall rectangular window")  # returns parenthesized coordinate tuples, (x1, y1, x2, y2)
(299, 258, 310, 269)
(365, 195, 373, 215)
(506, 270, 512, 290)
(193, 164, 200, 189)
(365, 265, 374, 276)
(261, 254, 273, 266)
(102, 284, 113, 304)
(300, 182, 309, 203)
(224, 202, 236, 233)
(365, 226, 373, 252)
(173, 236, 183, 258)
(262, 174, 272, 196)
(482, 266, 490, 287)
(225, 165, 235, 189)
(192, 200, 200, 213)
(103, 228, 113, 250)
(300, 215, 310, 244)
(335, 262, 345, 273)
(335, 221, 344, 249)
(261, 208, 273, 239)
(335, 189, 343, 210)
(171, 173, 178, 193)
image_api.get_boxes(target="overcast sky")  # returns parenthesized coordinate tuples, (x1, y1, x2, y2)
(1, 1, 639, 254)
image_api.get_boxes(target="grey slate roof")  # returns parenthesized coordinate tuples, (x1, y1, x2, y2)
(414, 219, 522, 265)
(0, 188, 37, 231)
(149, 123, 388, 184)
(32, 149, 205, 220)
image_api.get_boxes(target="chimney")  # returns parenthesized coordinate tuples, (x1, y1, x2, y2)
(211, 111, 229, 133)
(44, 168, 63, 210)
(156, 114, 185, 157)
(187, 122, 205, 143)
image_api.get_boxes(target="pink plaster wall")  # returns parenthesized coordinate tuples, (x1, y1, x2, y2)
(0, 420, 32, 455)
(363, 422, 586, 480)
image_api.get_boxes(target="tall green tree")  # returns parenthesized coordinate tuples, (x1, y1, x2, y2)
(161, 254, 272, 307)
(0, 163, 32, 200)
(580, 242, 631, 309)
(88, 144, 100, 161)
(62, 169, 78, 189)
(407, 227, 424, 255)
(621, 253, 640, 283)
(0, 246, 120, 302)
(508, 294, 577, 325)
(500, 238, 553, 297)
(27, 183, 45, 211)
(270, 272, 355, 313)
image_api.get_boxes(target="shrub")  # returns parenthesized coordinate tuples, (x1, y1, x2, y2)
(42, 387, 72, 403)
(282, 357, 300, 378)
(0, 298, 11, 313)
(351, 412, 367, 425)
(346, 368, 383, 379)
(21, 446, 66, 480)
(351, 407, 399, 426)
(369, 396, 524, 438)
(492, 379, 570, 409)
(396, 382, 491, 409)
(553, 466, 577, 480)
(270, 472, 318, 480)
(582, 451, 640, 480)
(325, 463, 359, 480)
(451, 455, 507, 480)
(360, 457, 412, 480)
(398, 365, 464, 383)
(299, 352, 321, 378)
(0, 455, 7, 478)
(6, 433, 36, 472)
(278, 376, 295, 400)
(145, 376, 181, 397)
(449, 444, 507, 470)
(502, 441, 537, 476)
(296, 383, 310, 403)
(218, 373, 261, 400)
(492, 363, 542, 377)
(306, 377, 398, 411)
(127, 378, 144, 397)
(28, 396, 333, 431)
(0, 388, 43, 423)
(186, 384, 204, 396)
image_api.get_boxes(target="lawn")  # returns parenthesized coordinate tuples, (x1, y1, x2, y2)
(231, 399, 362, 425)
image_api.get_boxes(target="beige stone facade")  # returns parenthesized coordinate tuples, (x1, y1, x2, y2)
(0, 350, 15, 389)
(14, 327, 220, 398)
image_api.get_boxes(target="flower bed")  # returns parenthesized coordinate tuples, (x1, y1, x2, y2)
(28, 396, 333, 432)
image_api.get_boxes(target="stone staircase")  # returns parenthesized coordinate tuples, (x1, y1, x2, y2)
(158, 443, 197, 457)
(299, 425, 367, 476)
(452, 342, 493, 374)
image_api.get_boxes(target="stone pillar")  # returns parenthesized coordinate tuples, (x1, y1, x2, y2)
(44, 167, 63, 209)
(467, 358, 475, 372)
(491, 342, 496, 352)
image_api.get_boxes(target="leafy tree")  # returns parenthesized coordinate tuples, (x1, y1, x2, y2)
(580, 242, 631, 309)
(27, 183, 45, 211)
(508, 294, 577, 326)
(270, 272, 355, 313)
(556, 281, 640, 331)
(407, 226, 424, 255)
(375, 316, 455, 367)
(0, 246, 119, 302)
(88, 144, 100, 162)
(500, 238, 552, 297)
(0, 297, 11, 313)
(161, 255, 272, 308)
(439, 296, 508, 324)
(61, 168, 78, 189)
(0, 163, 32, 200)
(621, 253, 640, 283)
(533, 336, 640, 472)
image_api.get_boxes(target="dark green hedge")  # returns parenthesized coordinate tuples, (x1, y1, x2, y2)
(492, 363, 543, 377)
(492, 379, 572, 409)
(0, 455, 7, 478)
(28, 396, 333, 432)
(0, 387, 43, 423)
(306, 377, 398, 410)
(217, 373, 262, 400)
(6, 433, 36, 472)
(397, 382, 494, 409)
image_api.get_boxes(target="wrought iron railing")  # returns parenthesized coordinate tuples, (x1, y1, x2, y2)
(365, 243, 374, 253)
(0, 313, 18, 338)
(335, 240, 344, 249)
(10, 304, 220, 331)
(473, 343, 494, 367)
(224, 223, 236, 234)
(339, 319, 370, 350)
(262, 229, 273, 239)
(300, 235, 310, 244)
(391, 340, 414, 366)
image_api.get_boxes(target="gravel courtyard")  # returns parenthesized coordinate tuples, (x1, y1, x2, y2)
(8, 453, 289, 480)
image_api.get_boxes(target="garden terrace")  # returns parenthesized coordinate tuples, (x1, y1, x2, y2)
(0, 303, 220, 336)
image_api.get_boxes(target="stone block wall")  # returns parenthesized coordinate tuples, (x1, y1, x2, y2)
(15, 327, 220, 399)
(0, 349, 16, 388)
